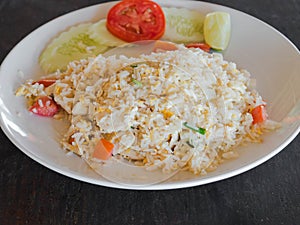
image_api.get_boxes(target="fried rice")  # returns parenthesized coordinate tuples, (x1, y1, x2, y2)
(16, 44, 279, 175)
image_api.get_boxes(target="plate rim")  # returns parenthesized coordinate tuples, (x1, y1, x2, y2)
(0, 0, 299, 190)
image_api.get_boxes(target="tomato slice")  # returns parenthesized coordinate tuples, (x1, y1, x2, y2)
(185, 43, 211, 52)
(29, 96, 59, 117)
(153, 40, 178, 52)
(106, 0, 165, 42)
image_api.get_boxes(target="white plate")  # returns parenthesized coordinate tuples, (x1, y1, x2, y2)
(0, 0, 299, 190)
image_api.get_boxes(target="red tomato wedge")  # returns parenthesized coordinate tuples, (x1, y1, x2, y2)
(251, 105, 268, 124)
(93, 139, 114, 160)
(33, 79, 56, 87)
(29, 96, 59, 117)
(106, 0, 166, 42)
(185, 43, 211, 52)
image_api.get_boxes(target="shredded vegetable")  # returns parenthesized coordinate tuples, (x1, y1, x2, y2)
(183, 122, 206, 135)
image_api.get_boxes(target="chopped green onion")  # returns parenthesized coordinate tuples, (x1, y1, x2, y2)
(183, 122, 206, 135)
(198, 127, 206, 135)
(132, 79, 142, 86)
(130, 64, 138, 68)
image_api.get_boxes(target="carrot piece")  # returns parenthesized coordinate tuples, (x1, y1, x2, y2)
(92, 139, 114, 160)
(153, 40, 178, 52)
(68, 136, 75, 145)
(251, 105, 268, 124)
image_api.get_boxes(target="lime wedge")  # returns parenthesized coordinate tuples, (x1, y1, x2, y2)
(204, 12, 231, 50)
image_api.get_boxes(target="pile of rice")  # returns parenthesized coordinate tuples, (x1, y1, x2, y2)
(16, 45, 278, 175)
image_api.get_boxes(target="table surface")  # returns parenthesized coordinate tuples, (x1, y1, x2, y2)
(0, 0, 299, 224)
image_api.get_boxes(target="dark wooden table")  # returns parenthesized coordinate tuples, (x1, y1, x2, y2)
(1, 0, 299, 224)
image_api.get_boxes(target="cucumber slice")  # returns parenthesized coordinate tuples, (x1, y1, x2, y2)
(39, 23, 109, 73)
(88, 19, 126, 47)
(162, 7, 205, 43)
